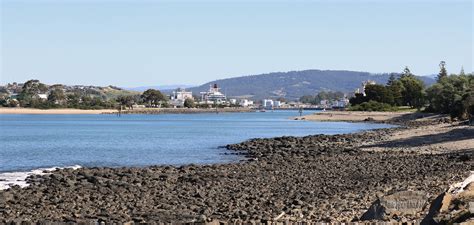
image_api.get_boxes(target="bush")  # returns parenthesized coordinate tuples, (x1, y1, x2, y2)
(183, 98, 195, 108)
(425, 73, 473, 120)
(349, 101, 397, 112)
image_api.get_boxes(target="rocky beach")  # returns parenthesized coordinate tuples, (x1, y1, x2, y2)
(1, 111, 473, 224)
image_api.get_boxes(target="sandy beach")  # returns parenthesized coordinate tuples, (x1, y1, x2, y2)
(0, 107, 118, 115)
(297, 110, 416, 122)
(300, 111, 473, 154)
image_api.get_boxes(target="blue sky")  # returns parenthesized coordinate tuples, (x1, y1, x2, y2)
(1, 0, 472, 87)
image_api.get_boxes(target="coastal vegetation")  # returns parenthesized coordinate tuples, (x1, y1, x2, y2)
(183, 98, 196, 108)
(299, 91, 345, 105)
(349, 101, 397, 112)
(0, 81, 171, 110)
(349, 63, 473, 120)
(141, 89, 167, 107)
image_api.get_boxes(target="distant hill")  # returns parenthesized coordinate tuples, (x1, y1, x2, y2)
(188, 70, 435, 100)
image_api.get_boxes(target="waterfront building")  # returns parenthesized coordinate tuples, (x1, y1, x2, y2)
(332, 98, 350, 108)
(239, 99, 254, 107)
(170, 88, 193, 107)
(273, 101, 282, 108)
(200, 84, 226, 104)
(263, 99, 274, 109)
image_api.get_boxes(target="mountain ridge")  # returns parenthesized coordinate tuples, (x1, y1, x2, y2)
(186, 69, 435, 100)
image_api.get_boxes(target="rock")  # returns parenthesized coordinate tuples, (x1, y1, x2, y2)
(361, 190, 428, 221)
(364, 117, 375, 122)
(422, 176, 474, 225)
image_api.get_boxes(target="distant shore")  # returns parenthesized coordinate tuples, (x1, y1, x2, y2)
(0, 107, 117, 115)
(0, 107, 254, 115)
(106, 107, 254, 114)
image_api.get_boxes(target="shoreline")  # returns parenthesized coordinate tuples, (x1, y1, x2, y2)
(0, 107, 254, 115)
(295, 110, 430, 124)
(0, 107, 117, 115)
(1, 111, 472, 224)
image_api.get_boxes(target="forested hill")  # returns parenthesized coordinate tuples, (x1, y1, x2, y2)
(188, 70, 435, 100)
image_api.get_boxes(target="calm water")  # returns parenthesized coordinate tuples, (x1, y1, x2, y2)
(0, 111, 393, 172)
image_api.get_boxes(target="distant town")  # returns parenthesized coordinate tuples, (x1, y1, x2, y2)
(2, 64, 470, 121)
(0, 79, 367, 111)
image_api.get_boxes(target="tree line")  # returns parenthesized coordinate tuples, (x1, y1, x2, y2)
(349, 63, 473, 120)
(0, 80, 171, 110)
(299, 91, 345, 105)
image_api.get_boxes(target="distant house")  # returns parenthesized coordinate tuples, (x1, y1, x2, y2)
(239, 99, 254, 107)
(38, 94, 48, 100)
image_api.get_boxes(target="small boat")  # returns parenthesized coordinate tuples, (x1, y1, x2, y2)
(259, 109, 266, 112)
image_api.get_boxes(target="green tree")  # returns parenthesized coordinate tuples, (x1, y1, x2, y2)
(18, 80, 48, 107)
(349, 93, 367, 106)
(48, 87, 66, 105)
(437, 61, 448, 82)
(460, 66, 466, 76)
(400, 75, 425, 109)
(387, 79, 404, 106)
(426, 73, 473, 119)
(117, 95, 135, 110)
(401, 67, 414, 79)
(349, 101, 396, 112)
(386, 73, 397, 86)
(299, 95, 315, 104)
(183, 98, 195, 108)
(141, 89, 166, 107)
(364, 84, 394, 105)
(66, 93, 81, 108)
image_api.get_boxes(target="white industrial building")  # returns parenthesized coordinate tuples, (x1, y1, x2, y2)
(263, 99, 274, 109)
(170, 88, 193, 107)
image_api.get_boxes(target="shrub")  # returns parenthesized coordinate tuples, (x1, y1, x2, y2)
(349, 101, 397, 112)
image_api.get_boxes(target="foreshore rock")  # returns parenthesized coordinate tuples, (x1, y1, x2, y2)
(361, 190, 428, 221)
(422, 173, 474, 224)
(1, 114, 472, 224)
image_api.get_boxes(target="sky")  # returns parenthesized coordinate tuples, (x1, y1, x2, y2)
(1, 0, 472, 87)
